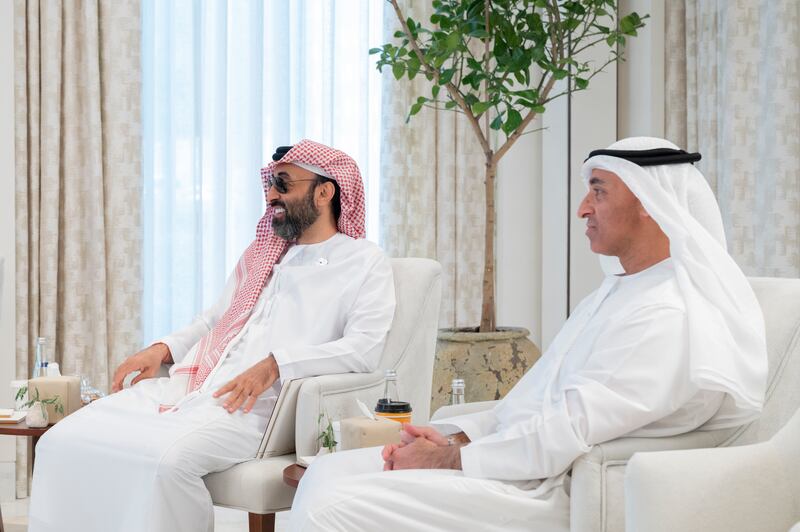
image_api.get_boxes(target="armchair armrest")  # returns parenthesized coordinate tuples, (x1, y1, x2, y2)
(570, 428, 735, 532)
(625, 441, 796, 532)
(430, 400, 498, 421)
(295, 371, 386, 456)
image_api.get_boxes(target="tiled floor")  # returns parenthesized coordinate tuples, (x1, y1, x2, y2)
(0, 495, 291, 531)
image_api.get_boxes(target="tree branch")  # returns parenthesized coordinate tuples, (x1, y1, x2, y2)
(492, 72, 558, 163)
(389, 0, 492, 156)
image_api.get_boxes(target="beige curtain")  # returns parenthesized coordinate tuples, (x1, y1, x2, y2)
(379, 1, 486, 329)
(14, 0, 141, 496)
(665, 0, 800, 277)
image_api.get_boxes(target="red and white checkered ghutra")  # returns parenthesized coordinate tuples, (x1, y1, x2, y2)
(159, 139, 366, 412)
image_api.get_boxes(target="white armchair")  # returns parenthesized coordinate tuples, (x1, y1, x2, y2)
(204, 257, 443, 532)
(625, 407, 800, 532)
(624, 277, 800, 532)
(432, 276, 800, 532)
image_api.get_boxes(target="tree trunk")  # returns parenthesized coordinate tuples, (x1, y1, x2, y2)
(479, 159, 497, 332)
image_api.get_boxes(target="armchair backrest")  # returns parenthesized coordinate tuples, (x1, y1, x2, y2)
(285, 257, 442, 456)
(379, 258, 442, 422)
(725, 277, 800, 446)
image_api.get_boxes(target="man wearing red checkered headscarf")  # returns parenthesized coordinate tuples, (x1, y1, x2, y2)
(29, 140, 396, 532)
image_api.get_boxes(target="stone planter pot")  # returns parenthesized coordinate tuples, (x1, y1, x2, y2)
(431, 327, 541, 414)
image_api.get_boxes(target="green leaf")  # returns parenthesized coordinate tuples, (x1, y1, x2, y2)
(408, 101, 424, 120)
(553, 69, 569, 80)
(407, 17, 416, 35)
(502, 108, 522, 134)
(574, 77, 589, 90)
(514, 89, 539, 101)
(368, 48, 382, 55)
(439, 68, 455, 84)
(472, 101, 492, 115)
(532, 104, 546, 113)
(445, 31, 461, 51)
(490, 113, 504, 130)
(392, 63, 406, 80)
(407, 55, 421, 79)
(432, 85, 441, 98)
(445, 100, 458, 110)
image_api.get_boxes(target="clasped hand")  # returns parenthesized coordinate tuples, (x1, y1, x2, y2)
(381, 424, 465, 471)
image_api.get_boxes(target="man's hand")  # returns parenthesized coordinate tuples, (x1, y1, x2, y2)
(382, 436, 463, 471)
(399, 424, 450, 446)
(381, 424, 469, 471)
(111, 343, 172, 393)
(213, 355, 279, 413)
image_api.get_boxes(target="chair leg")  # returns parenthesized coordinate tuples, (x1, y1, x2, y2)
(248, 512, 275, 532)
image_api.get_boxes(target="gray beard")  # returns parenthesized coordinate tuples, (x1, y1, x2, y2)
(271, 186, 320, 241)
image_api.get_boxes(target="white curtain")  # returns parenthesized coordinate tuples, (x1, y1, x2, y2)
(14, 0, 141, 497)
(142, 0, 384, 343)
(665, 0, 800, 277)
(378, 1, 486, 329)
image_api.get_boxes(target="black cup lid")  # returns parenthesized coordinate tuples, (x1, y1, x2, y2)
(375, 398, 412, 413)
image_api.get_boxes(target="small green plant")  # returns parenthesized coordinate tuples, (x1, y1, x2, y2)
(15, 386, 64, 418)
(317, 412, 337, 453)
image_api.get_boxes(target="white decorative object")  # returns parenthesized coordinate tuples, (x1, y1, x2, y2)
(27, 402, 48, 428)
(46, 362, 61, 377)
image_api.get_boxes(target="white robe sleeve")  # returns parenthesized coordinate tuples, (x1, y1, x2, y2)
(154, 271, 238, 365)
(459, 304, 710, 481)
(271, 254, 395, 382)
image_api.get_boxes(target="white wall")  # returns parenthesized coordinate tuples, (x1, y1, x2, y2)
(496, 129, 543, 346)
(0, 0, 18, 477)
(618, 0, 665, 139)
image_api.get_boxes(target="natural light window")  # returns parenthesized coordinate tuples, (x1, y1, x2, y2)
(141, 0, 384, 343)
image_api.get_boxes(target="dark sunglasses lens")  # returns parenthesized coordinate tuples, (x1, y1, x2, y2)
(269, 176, 289, 193)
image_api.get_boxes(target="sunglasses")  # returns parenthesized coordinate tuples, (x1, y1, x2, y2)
(267, 174, 318, 194)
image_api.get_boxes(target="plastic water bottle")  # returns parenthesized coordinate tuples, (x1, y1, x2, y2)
(32, 337, 47, 378)
(451, 378, 465, 405)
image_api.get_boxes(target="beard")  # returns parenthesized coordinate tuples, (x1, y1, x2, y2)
(271, 185, 321, 241)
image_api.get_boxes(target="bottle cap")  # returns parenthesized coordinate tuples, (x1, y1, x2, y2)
(383, 369, 397, 379)
(374, 398, 411, 413)
(451, 378, 465, 387)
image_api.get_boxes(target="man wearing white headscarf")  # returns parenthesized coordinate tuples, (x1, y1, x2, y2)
(288, 137, 767, 531)
(29, 140, 396, 532)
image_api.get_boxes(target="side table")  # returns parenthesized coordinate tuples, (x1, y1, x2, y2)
(0, 421, 51, 532)
(0, 421, 51, 467)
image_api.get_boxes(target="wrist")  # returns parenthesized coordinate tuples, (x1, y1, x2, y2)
(263, 354, 279, 375)
(445, 444, 463, 470)
(154, 343, 173, 364)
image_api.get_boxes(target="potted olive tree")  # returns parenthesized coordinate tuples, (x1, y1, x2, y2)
(372, 0, 645, 410)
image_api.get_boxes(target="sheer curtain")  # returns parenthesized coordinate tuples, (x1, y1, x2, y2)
(665, 0, 800, 277)
(142, 0, 384, 343)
